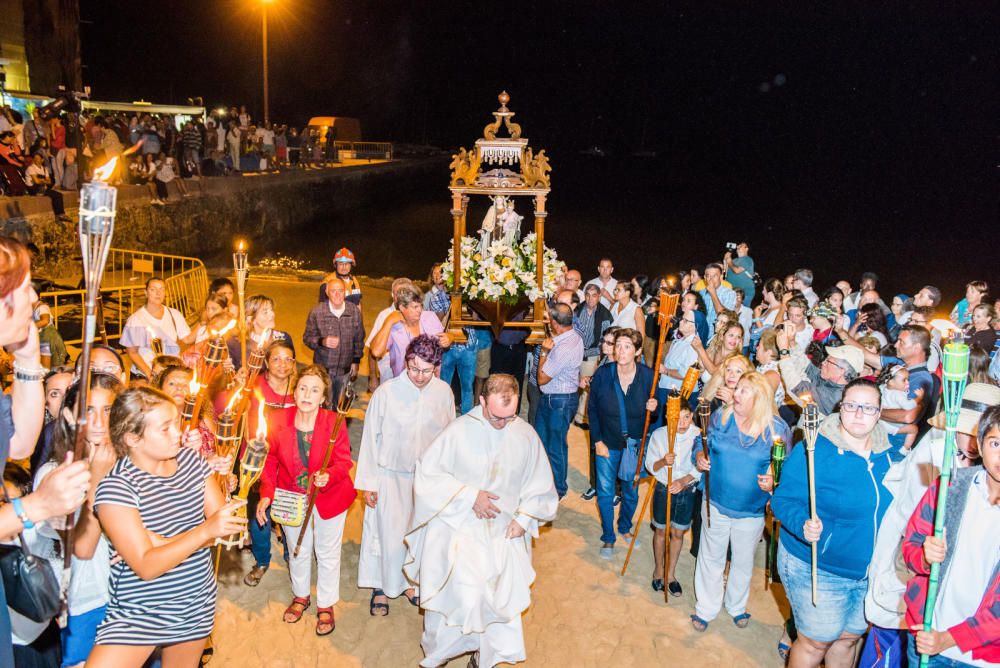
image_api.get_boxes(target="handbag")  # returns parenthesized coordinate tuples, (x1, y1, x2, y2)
(613, 370, 645, 481)
(270, 487, 307, 526)
(0, 486, 62, 623)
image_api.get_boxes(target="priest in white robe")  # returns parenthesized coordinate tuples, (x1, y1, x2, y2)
(356, 335, 455, 613)
(404, 373, 558, 668)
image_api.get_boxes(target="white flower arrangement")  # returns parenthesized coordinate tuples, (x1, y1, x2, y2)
(442, 232, 566, 305)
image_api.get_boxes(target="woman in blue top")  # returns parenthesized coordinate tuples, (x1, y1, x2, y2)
(771, 378, 895, 668)
(587, 328, 658, 560)
(692, 371, 790, 632)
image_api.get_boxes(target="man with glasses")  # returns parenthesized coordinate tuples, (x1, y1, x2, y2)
(776, 325, 864, 416)
(357, 336, 454, 616)
(405, 374, 557, 668)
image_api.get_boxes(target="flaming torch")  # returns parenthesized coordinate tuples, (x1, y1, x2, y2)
(146, 326, 164, 357)
(233, 240, 249, 370)
(802, 394, 820, 606)
(65, 157, 119, 603)
(697, 397, 712, 528)
(918, 321, 970, 667)
(181, 372, 200, 428)
(220, 398, 270, 549)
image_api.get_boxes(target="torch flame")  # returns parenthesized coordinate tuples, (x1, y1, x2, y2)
(187, 370, 200, 395)
(930, 319, 961, 337)
(236, 240, 246, 253)
(801, 393, 813, 404)
(223, 389, 242, 415)
(93, 157, 118, 182)
(255, 393, 267, 441)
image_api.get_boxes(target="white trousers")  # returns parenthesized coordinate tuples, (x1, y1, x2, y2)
(357, 472, 414, 598)
(693, 504, 765, 622)
(280, 508, 347, 608)
(419, 610, 525, 668)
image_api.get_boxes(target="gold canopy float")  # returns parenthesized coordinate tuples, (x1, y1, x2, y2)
(444, 92, 561, 343)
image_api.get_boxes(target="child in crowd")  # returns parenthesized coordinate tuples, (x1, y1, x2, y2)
(902, 404, 1000, 666)
(645, 402, 702, 596)
(877, 363, 918, 450)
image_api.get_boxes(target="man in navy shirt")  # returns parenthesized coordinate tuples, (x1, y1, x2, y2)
(841, 324, 940, 441)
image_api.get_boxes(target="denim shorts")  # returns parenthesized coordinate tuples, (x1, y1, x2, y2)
(777, 542, 868, 643)
(651, 483, 695, 530)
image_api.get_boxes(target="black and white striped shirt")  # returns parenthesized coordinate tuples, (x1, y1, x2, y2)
(94, 447, 216, 645)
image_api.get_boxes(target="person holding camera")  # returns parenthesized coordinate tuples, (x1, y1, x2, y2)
(724, 242, 757, 306)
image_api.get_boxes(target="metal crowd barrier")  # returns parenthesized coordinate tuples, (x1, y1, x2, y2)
(334, 141, 394, 161)
(40, 248, 209, 347)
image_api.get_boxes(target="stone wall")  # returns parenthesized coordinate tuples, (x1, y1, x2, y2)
(1, 158, 445, 277)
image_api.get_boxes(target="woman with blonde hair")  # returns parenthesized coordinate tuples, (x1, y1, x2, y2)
(691, 371, 790, 632)
(227, 294, 295, 372)
(693, 320, 744, 376)
(700, 352, 752, 407)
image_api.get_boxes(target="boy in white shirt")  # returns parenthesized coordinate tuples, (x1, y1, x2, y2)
(645, 403, 702, 596)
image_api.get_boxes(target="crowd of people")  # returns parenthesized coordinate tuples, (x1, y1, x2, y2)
(1, 235, 1000, 668)
(0, 102, 342, 201)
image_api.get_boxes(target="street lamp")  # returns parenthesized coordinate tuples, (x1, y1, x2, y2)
(261, 0, 273, 126)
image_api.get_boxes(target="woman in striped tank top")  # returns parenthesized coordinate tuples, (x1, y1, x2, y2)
(86, 387, 246, 667)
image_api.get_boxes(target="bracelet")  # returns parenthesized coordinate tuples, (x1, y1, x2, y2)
(11, 497, 33, 529)
(13, 362, 46, 382)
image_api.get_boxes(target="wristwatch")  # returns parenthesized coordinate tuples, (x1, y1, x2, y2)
(11, 497, 33, 529)
(13, 362, 46, 382)
(778, 349, 790, 357)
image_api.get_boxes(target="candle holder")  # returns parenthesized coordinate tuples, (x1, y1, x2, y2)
(919, 326, 970, 667)
(803, 398, 820, 606)
(221, 403, 270, 549)
(146, 327, 164, 357)
(679, 364, 700, 400)
(233, 240, 249, 370)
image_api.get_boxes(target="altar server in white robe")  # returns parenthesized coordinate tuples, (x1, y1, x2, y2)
(404, 373, 558, 668)
(356, 335, 455, 614)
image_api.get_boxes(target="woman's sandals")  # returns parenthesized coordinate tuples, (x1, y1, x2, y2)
(283, 596, 310, 623)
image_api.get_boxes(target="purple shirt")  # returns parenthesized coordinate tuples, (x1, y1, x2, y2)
(539, 329, 584, 395)
(388, 311, 444, 377)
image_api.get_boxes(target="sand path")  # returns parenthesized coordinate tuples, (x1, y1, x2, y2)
(206, 276, 788, 666)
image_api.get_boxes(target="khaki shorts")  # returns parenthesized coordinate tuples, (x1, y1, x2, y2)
(476, 347, 491, 378)
(579, 356, 599, 379)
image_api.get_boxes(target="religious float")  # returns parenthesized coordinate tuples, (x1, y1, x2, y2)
(442, 92, 563, 344)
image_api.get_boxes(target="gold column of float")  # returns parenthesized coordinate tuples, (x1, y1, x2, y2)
(450, 191, 465, 323)
(533, 193, 547, 322)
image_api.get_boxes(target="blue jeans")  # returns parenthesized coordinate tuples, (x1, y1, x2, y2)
(536, 392, 579, 498)
(595, 447, 639, 544)
(906, 633, 968, 667)
(248, 487, 272, 568)
(440, 345, 476, 415)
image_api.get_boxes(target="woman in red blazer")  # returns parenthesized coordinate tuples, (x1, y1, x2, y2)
(257, 364, 354, 636)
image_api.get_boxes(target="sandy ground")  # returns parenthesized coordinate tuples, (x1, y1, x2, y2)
(205, 276, 789, 667)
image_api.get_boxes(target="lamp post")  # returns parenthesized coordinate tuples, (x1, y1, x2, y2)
(261, 0, 272, 126)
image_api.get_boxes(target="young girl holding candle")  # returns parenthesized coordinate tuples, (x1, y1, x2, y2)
(85, 387, 246, 667)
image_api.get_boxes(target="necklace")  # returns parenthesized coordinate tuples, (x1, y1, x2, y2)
(735, 416, 757, 449)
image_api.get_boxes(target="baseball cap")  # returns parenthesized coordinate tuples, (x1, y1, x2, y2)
(928, 383, 1000, 435)
(825, 345, 864, 375)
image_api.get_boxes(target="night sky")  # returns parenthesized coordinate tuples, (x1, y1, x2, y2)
(79, 2, 999, 295)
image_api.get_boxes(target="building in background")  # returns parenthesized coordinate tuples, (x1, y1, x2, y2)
(0, 0, 81, 99)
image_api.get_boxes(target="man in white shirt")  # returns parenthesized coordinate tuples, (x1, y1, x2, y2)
(792, 268, 819, 307)
(404, 374, 557, 668)
(356, 336, 455, 614)
(584, 258, 617, 309)
(119, 277, 191, 378)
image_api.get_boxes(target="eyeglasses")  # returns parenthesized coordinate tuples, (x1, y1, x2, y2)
(406, 366, 435, 377)
(602, 339, 615, 346)
(842, 401, 879, 416)
(485, 411, 517, 427)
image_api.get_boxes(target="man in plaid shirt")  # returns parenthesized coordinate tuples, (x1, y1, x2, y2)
(304, 276, 366, 405)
